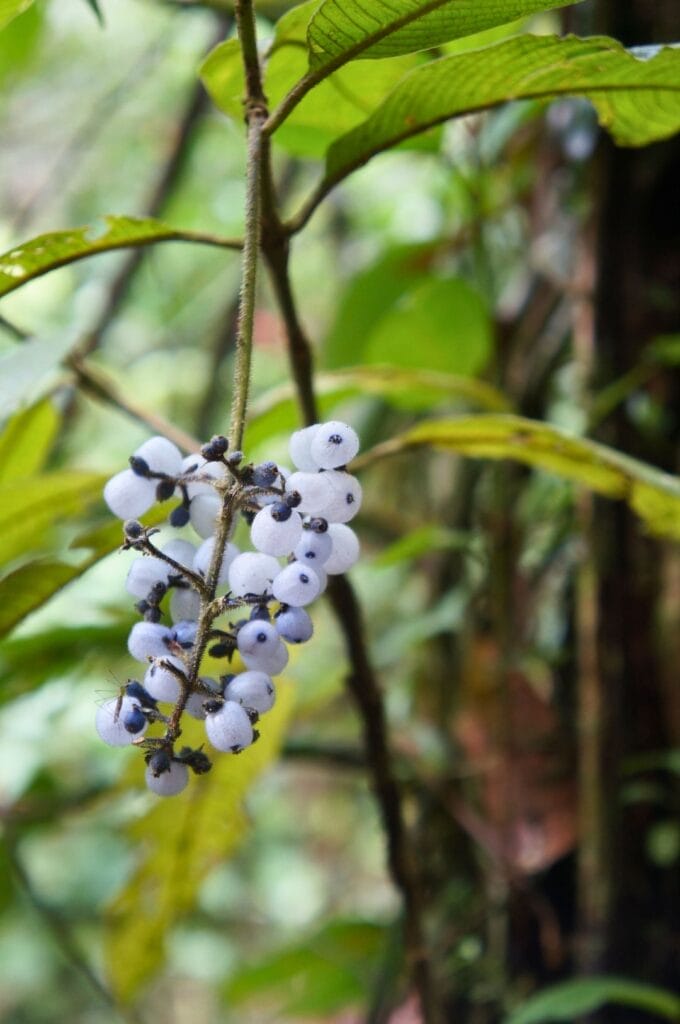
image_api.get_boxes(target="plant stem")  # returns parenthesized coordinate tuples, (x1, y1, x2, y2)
(229, 0, 268, 452)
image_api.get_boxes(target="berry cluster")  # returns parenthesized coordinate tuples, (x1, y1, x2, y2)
(97, 421, 361, 796)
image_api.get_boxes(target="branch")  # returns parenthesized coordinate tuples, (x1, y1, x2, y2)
(69, 356, 202, 453)
(260, 171, 440, 1024)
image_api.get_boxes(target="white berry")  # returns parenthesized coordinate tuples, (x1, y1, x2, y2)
(272, 562, 320, 607)
(310, 420, 359, 469)
(224, 671, 275, 714)
(205, 701, 254, 753)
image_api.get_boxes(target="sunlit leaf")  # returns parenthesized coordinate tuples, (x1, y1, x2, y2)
(0, 333, 75, 416)
(245, 366, 510, 449)
(105, 683, 295, 1002)
(0, 0, 34, 31)
(505, 976, 680, 1024)
(0, 472, 107, 565)
(306, 0, 582, 67)
(0, 399, 60, 484)
(355, 414, 680, 540)
(0, 215, 238, 298)
(323, 36, 680, 192)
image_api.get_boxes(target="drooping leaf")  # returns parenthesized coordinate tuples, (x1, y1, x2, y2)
(322, 36, 680, 192)
(505, 976, 680, 1024)
(0, 399, 60, 484)
(0, 0, 43, 84)
(245, 366, 511, 449)
(0, 471, 108, 565)
(306, 0, 582, 68)
(105, 683, 295, 1002)
(355, 414, 680, 541)
(226, 919, 387, 1016)
(0, 0, 34, 31)
(0, 216, 238, 298)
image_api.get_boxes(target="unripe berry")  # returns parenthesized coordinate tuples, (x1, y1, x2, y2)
(96, 696, 147, 746)
(285, 472, 333, 516)
(224, 671, 275, 714)
(323, 524, 360, 574)
(289, 425, 321, 471)
(145, 759, 189, 796)
(275, 606, 313, 644)
(319, 470, 362, 524)
(250, 505, 302, 556)
(205, 701, 254, 753)
(294, 529, 332, 567)
(128, 622, 173, 662)
(272, 562, 320, 607)
(228, 552, 281, 597)
(310, 420, 359, 469)
(242, 639, 289, 675)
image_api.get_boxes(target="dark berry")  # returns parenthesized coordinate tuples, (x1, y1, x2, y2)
(285, 490, 302, 508)
(271, 501, 292, 522)
(129, 455, 150, 477)
(148, 750, 172, 776)
(308, 517, 328, 533)
(156, 479, 176, 502)
(123, 706, 146, 734)
(252, 461, 278, 487)
(124, 520, 144, 540)
(170, 504, 190, 527)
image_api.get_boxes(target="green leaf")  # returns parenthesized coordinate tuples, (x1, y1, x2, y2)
(0, 399, 60, 484)
(0, 561, 83, 641)
(504, 976, 680, 1024)
(200, 7, 423, 159)
(0, 1, 43, 84)
(356, 414, 680, 541)
(307, 0, 582, 67)
(245, 366, 510, 449)
(324, 36, 680, 191)
(0, 215, 236, 298)
(363, 277, 493, 376)
(0, 0, 34, 31)
(106, 683, 295, 1002)
(374, 524, 475, 566)
(0, 623, 130, 700)
(0, 471, 108, 565)
(226, 919, 387, 1015)
(0, 333, 76, 416)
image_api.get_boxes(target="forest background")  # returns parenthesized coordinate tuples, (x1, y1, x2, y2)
(0, 0, 678, 1022)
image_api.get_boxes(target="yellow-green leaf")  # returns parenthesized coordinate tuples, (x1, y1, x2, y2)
(105, 683, 295, 1002)
(307, 0, 582, 67)
(0, 0, 34, 31)
(0, 399, 60, 484)
(245, 365, 511, 449)
(505, 976, 680, 1024)
(355, 414, 680, 541)
(0, 471, 108, 564)
(0, 215, 239, 298)
(322, 36, 680, 194)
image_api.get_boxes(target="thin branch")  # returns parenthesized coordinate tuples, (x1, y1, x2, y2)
(7, 837, 144, 1024)
(69, 356, 202, 452)
(260, 182, 439, 1024)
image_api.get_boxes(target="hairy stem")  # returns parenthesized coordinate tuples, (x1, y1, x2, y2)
(229, 0, 268, 451)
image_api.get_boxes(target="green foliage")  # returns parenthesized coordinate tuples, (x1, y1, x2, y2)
(106, 682, 295, 1002)
(0, 471, 107, 564)
(225, 918, 388, 1016)
(324, 35, 680, 188)
(306, 0, 581, 66)
(505, 977, 680, 1024)
(246, 365, 510, 448)
(0, 400, 59, 484)
(0, 561, 85, 642)
(0, 0, 34, 31)
(0, 216, 233, 299)
(359, 414, 680, 540)
(200, 8, 422, 159)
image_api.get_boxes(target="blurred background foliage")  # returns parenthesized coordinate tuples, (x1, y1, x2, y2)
(0, 0, 679, 1022)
